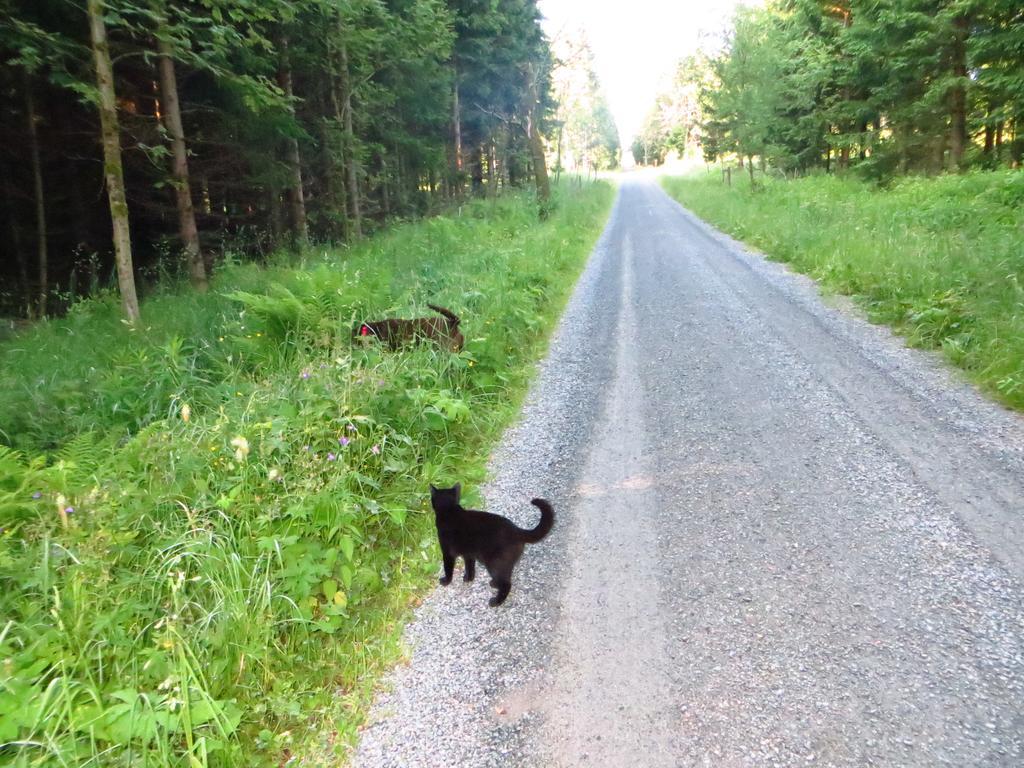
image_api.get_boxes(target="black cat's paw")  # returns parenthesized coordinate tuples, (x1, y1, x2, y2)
(439, 575, 452, 586)
(488, 595, 507, 607)
(463, 572, 475, 582)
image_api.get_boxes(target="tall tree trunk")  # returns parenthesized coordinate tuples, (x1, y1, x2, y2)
(87, 0, 140, 323)
(486, 138, 498, 198)
(983, 105, 994, 156)
(524, 64, 550, 214)
(338, 34, 361, 238)
(500, 126, 511, 188)
(527, 124, 550, 212)
(895, 121, 911, 173)
(1011, 116, 1023, 168)
(471, 144, 484, 192)
(380, 154, 391, 217)
(949, 15, 969, 170)
(277, 36, 309, 247)
(394, 149, 405, 214)
(199, 174, 212, 214)
(269, 189, 284, 244)
(555, 122, 563, 183)
(318, 116, 335, 235)
(319, 116, 348, 241)
(452, 66, 463, 192)
(0, 158, 30, 316)
(24, 78, 48, 317)
(508, 135, 521, 187)
(934, 135, 947, 174)
(156, 24, 207, 290)
(326, 51, 350, 241)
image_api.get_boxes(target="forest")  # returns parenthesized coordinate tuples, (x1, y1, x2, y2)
(632, 0, 1024, 178)
(0, 0, 618, 323)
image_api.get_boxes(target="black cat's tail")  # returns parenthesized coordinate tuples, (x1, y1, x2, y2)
(518, 498, 554, 544)
(427, 303, 460, 328)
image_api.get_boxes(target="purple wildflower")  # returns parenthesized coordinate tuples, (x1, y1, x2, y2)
(300, 369, 311, 380)
(338, 436, 350, 447)
(64, 506, 75, 515)
(32, 491, 42, 500)
(347, 423, 357, 432)
(371, 444, 380, 455)
(327, 453, 337, 462)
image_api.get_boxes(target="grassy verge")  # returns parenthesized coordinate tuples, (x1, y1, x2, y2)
(662, 170, 1024, 410)
(0, 181, 614, 766)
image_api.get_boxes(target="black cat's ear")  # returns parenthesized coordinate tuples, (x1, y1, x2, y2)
(429, 484, 437, 492)
(453, 482, 461, 500)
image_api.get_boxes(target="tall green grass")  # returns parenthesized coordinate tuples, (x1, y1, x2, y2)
(663, 170, 1024, 409)
(0, 182, 614, 766)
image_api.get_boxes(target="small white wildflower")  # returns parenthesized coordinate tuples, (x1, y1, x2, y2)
(230, 436, 250, 461)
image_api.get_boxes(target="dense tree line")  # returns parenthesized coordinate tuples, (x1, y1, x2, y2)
(550, 33, 619, 175)
(0, 0, 561, 321)
(633, 0, 1024, 178)
(630, 55, 709, 166)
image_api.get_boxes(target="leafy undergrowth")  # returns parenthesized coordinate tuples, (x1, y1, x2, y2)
(663, 170, 1024, 409)
(0, 182, 613, 767)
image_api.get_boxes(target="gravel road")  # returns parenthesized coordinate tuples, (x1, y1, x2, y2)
(352, 176, 1024, 767)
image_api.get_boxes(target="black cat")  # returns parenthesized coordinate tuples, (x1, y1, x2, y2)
(429, 483, 554, 607)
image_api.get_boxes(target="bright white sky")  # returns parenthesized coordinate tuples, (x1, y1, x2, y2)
(539, 0, 757, 144)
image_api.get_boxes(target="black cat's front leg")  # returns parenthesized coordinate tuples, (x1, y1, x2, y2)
(439, 552, 455, 585)
(489, 579, 511, 607)
(463, 557, 476, 582)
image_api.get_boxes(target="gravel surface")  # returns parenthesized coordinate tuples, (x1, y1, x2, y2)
(352, 177, 1024, 767)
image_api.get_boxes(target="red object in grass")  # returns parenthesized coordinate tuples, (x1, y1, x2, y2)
(361, 325, 369, 336)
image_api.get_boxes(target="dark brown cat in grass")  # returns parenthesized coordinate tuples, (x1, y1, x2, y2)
(353, 303, 463, 351)
(430, 483, 554, 607)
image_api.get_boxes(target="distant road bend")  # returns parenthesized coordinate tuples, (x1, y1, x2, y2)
(354, 176, 1024, 767)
